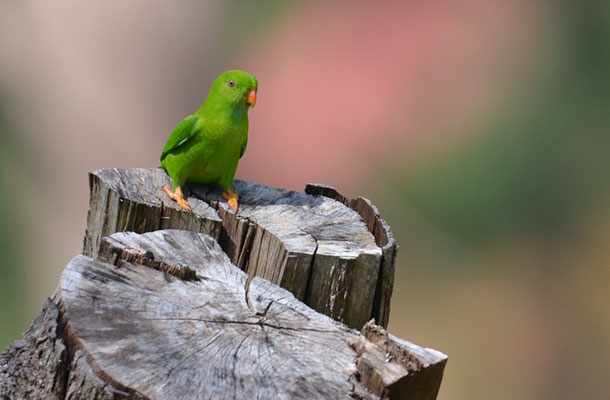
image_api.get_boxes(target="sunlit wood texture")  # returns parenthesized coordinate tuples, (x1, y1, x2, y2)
(1, 230, 446, 399)
(84, 168, 396, 329)
(0, 169, 448, 399)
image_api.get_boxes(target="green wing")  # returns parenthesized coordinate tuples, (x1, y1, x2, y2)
(239, 137, 247, 159)
(160, 114, 199, 162)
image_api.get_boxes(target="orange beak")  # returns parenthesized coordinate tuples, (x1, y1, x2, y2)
(246, 89, 257, 107)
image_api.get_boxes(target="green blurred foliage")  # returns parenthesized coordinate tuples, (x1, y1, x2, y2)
(391, 1, 610, 251)
(0, 99, 28, 348)
(217, 0, 295, 59)
(0, 2, 608, 398)
(375, 2, 610, 398)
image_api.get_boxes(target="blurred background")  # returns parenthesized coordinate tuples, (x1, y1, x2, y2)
(1, 1, 609, 398)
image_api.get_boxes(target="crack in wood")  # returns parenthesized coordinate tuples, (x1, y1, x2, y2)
(53, 297, 148, 399)
(139, 315, 346, 335)
(1, 169, 448, 399)
(100, 244, 199, 282)
(166, 332, 223, 379)
(304, 183, 397, 328)
(231, 333, 250, 399)
(84, 169, 389, 329)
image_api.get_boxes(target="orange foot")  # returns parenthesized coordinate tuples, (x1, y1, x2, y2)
(163, 186, 192, 212)
(222, 187, 239, 211)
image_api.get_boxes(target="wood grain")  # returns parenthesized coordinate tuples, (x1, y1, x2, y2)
(69, 230, 374, 399)
(305, 184, 398, 327)
(83, 168, 222, 260)
(0, 170, 448, 399)
(0, 299, 68, 400)
(2, 230, 445, 399)
(84, 168, 393, 329)
(355, 320, 448, 399)
(60, 230, 445, 398)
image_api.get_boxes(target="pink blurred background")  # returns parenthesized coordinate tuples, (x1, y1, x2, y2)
(1, 1, 609, 398)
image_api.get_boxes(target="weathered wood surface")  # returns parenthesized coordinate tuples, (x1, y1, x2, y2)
(355, 321, 447, 399)
(84, 168, 394, 329)
(0, 299, 68, 399)
(1, 230, 447, 399)
(83, 168, 223, 259)
(304, 184, 397, 328)
(1, 169, 447, 398)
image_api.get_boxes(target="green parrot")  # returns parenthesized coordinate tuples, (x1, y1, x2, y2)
(160, 70, 258, 211)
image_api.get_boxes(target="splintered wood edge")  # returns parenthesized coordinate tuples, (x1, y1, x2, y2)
(84, 168, 385, 329)
(354, 320, 448, 399)
(193, 178, 383, 329)
(83, 168, 223, 259)
(0, 299, 68, 399)
(1, 229, 445, 399)
(305, 183, 397, 327)
(84, 230, 443, 398)
(60, 230, 379, 399)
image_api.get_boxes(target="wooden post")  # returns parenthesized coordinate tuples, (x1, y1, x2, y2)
(1, 169, 447, 399)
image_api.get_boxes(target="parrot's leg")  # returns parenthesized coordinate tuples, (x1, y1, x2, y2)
(163, 186, 192, 212)
(222, 187, 239, 211)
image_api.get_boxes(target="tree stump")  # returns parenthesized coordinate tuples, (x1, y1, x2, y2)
(84, 168, 395, 329)
(1, 169, 447, 399)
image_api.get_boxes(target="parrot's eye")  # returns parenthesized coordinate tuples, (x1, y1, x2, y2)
(228, 80, 235, 88)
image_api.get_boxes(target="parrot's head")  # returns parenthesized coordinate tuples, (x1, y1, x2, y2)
(209, 70, 258, 112)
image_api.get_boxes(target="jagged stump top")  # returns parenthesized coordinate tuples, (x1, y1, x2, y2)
(84, 168, 396, 329)
(0, 169, 448, 400)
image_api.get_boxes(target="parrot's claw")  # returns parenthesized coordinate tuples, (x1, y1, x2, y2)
(164, 185, 192, 212)
(222, 187, 239, 211)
